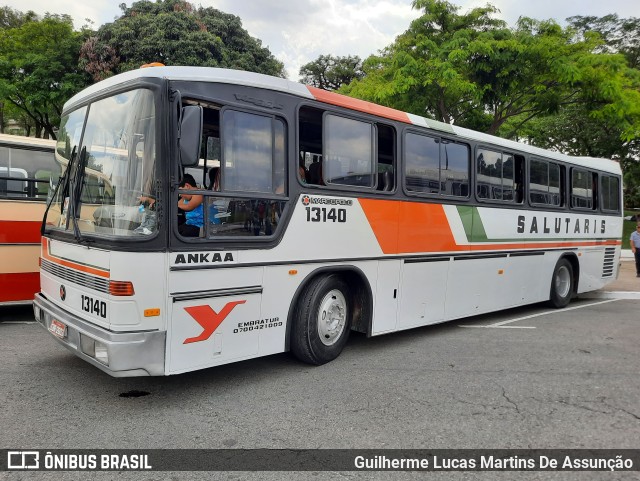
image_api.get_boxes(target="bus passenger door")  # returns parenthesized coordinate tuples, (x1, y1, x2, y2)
(168, 291, 261, 374)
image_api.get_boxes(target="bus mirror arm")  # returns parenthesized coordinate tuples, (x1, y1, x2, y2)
(178, 105, 202, 168)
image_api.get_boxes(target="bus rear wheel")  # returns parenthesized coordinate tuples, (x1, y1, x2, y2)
(549, 258, 574, 308)
(291, 274, 351, 365)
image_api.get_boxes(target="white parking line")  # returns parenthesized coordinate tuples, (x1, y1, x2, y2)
(1, 321, 36, 324)
(459, 298, 621, 329)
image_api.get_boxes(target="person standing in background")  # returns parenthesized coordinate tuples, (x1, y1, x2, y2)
(631, 224, 640, 277)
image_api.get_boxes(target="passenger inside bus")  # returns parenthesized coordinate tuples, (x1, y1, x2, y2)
(208, 167, 222, 226)
(208, 167, 220, 191)
(177, 173, 203, 237)
(298, 154, 308, 184)
(308, 160, 324, 185)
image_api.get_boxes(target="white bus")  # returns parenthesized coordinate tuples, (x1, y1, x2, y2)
(33, 67, 622, 376)
(0, 133, 57, 305)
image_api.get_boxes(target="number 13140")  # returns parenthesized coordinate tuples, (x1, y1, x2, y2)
(305, 207, 347, 223)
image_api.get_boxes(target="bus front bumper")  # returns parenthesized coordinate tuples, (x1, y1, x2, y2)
(33, 294, 166, 377)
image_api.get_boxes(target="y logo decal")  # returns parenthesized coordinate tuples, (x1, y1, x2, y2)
(183, 300, 246, 344)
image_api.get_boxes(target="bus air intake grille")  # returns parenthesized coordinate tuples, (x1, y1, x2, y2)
(41, 259, 110, 294)
(602, 247, 616, 278)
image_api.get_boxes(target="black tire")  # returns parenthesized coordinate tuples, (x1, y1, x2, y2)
(291, 274, 352, 365)
(549, 258, 574, 308)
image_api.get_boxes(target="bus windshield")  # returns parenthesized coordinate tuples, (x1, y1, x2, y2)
(45, 89, 158, 238)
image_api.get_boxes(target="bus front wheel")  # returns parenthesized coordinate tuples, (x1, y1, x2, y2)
(549, 258, 574, 308)
(291, 274, 352, 365)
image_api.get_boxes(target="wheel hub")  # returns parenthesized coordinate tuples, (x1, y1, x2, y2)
(317, 289, 347, 346)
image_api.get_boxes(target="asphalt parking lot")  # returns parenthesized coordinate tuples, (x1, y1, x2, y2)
(1, 263, 639, 480)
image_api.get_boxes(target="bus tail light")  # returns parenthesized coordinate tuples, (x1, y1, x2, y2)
(109, 280, 135, 296)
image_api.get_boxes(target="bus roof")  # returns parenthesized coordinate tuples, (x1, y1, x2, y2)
(64, 66, 621, 175)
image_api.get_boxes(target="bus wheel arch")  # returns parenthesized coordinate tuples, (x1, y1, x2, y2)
(549, 254, 579, 308)
(286, 266, 372, 365)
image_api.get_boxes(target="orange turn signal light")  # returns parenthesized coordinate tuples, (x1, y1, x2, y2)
(144, 308, 161, 317)
(109, 280, 135, 296)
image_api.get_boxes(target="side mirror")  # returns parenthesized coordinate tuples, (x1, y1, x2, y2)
(179, 105, 202, 167)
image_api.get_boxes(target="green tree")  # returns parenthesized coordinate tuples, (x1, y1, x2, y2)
(0, 13, 92, 138)
(81, 0, 285, 80)
(530, 14, 640, 207)
(341, 0, 506, 130)
(299, 55, 363, 91)
(342, 0, 640, 141)
(0, 6, 37, 29)
(568, 14, 640, 69)
(0, 7, 37, 133)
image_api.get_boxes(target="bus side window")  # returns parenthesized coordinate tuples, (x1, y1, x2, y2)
(299, 106, 324, 186)
(377, 123, 395, 191)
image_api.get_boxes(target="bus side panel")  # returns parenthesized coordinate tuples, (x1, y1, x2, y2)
(503, 253, 549, 307)
(166, 266, 263, 374)
(0, 245, 40, 303)
(370, 260, 401, 335)
(168, 292, 262, 374)
(444, 256, 508, 319)
(576, 247, 619, 293)
(0, 272, 39, 303)
(259, 264, 305, 356)
(396, 259, 449, 331)
(0, 200, 46, 304)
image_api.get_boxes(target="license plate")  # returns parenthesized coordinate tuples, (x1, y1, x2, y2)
(49, 319, 67, 339)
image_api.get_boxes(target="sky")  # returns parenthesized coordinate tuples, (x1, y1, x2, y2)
(3, 0, 639, 79)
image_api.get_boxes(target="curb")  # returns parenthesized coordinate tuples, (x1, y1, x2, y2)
(620, 249, 633, 260)
(581, 291, 640, 300)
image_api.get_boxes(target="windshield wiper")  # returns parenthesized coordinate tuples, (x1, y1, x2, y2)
(41, 146, 76, 235)
(70, 146, 91, 244)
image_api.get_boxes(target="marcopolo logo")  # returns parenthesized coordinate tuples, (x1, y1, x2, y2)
(301, 195, 353, 206)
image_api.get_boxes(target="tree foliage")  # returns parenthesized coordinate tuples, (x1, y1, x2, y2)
(568, 14, 640, 69)
(341, 0, 640, 142)
(0, 6, 38, 29)
(299, 54, 364, 91)
(81, 0, 285, 80)
(0, 13, 92, 138)
(523, 15, 640, 207)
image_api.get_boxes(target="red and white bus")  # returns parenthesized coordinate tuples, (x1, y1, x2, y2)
(33, 67, 622, 376)
(0, 134, 56, 305)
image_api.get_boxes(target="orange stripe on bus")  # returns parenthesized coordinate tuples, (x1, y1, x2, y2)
(307, 86, 412, 124)
(359, 199, 463, 254)
(42, 238, 110, 278)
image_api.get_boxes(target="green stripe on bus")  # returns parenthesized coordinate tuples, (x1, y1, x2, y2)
(456, 205, 488, 242)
